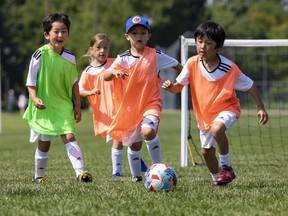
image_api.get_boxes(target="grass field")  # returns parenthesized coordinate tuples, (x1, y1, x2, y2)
(0, 110, 287, 216)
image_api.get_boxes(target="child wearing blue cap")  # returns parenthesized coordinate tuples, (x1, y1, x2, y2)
(104, 15, 182, 182)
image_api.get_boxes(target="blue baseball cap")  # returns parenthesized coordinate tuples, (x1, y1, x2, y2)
(125, 15, 150, 33)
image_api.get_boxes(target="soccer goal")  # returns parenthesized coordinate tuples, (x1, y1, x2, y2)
(179, 36, 288, 167)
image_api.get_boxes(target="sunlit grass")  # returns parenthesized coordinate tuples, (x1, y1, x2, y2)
(0, 111, 287, 216)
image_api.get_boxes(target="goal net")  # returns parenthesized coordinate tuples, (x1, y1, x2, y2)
(179, 36, 288, 167)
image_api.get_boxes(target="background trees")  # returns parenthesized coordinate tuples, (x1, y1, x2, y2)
(1, 0, 287, 109)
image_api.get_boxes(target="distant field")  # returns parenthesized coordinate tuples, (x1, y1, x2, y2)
(0, 110, 287, 216)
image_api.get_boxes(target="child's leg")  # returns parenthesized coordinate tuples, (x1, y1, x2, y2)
(111, 140, 123, 176)
(61, 134, 84, 177)
(201, 147, 219, 176)
(142, 116, 162, 164)
(127, 141, 142, 180)
(34, 140, 51, 179)
(210, 111, 237, 168)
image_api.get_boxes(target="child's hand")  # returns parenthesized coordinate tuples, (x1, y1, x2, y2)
(33, 98, 46, 109)
(258, 109, 268, 125)
(74, 107, 82, 123)
(113, 70, 129, 80)
(90, 88, 101, 95)
(162, 80, 173, 89)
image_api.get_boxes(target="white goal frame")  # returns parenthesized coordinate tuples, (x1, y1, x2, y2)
(179, 36, 288, 167)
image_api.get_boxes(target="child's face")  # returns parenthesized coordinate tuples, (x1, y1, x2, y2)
(195, 34, 219, 61)
(125, 25, 151, 52)
(90, 39, 109, 64)
(44, 21, 69, 53)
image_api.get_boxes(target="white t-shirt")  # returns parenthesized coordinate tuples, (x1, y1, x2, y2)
(176, 54, 253, 91)
(26, 47, 78, 86)
(79, 62, 107, 91)
(106, 48, 179, 73)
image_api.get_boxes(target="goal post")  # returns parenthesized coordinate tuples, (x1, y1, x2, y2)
(179, 36, 288, 167)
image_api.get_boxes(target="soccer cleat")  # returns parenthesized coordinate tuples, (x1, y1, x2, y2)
(213, 166, 236, 186)
(77, 171, 93, 182)
(141, 159, 148, 172)
(32, 177, 45, 183)
(222, 165, 236, 180)
(112, 172, 123, 178)
(132, 176, 142, 182)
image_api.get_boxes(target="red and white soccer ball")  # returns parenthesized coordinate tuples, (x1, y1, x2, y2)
(144, 163, 177, 192)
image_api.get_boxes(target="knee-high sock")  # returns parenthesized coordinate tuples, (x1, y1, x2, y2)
(127, 147, 141, 177)
(65, 141, 84, 176)
(219, 153, 231, 167)
(111, 148, 123, 175)
(35, 148, 48, 179)
(145, 135, 162, 164)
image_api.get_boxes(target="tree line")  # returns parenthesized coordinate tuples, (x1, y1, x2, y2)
(1, 0, 287, 108)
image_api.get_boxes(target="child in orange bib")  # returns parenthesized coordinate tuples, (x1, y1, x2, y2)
(104, 15, 182, 182)
(163, 21, 268, 186)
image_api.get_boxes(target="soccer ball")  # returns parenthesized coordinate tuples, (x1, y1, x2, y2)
(144, 163, 177, 192)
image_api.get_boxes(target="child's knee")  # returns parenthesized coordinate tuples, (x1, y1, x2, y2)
(130, 141, 142, 151)
(201, 147, 215, 159)
(209, 122, 226, 138)
(141, 127, 156, 140)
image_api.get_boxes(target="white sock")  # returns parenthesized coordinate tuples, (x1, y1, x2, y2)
(65, 141, 84, 176)
(145, 135, 162, 164)
(35, 148, 48, 179)
(219, 153, 231, 167)
(111, 148, 123, 175)
(127, 147, 141, 177)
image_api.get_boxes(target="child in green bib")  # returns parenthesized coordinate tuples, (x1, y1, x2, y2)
(23, 12, 92, 183)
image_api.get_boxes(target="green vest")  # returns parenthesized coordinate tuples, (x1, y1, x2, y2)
(23, 45, 78, 135)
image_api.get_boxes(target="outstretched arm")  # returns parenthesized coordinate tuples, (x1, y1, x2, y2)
(173, 63, 183, 73)
(248, 83, 268, 125)
(103, 70, 129, 81)
(162, 80, 184, 94)
(79, 88, 101, 97)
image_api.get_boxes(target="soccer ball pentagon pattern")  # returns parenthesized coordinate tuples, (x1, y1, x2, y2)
(144, 163, 177, 192)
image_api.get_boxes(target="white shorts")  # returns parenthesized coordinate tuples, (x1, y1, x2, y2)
(29, 129, 58, 143)
(106, 134, 113, 144)
(200, 111, 237, 149)
(122, 115, 159, 146)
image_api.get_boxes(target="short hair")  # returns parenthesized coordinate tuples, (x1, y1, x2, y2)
(42, 12, 71, 34)
(194, 21, 226, 48)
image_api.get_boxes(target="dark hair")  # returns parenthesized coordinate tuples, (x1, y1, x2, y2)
(42, 12, 71, 34)
(194, 21, 226, 48)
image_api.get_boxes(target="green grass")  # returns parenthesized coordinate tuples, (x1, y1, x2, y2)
(0, 110, 288, 216)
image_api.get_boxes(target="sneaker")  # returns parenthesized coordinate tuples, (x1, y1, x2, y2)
(141, 159, 148, 172)
(77, 171, 93, 182)
(222, 165, 236, 180)
(213, 166, 236, 186)
(32, 177, 45, 183)
(112, 172, 123, 178)
(131, 176, 142, 182)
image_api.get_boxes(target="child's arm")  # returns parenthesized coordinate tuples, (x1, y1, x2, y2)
(79, 88, 101, 97)
(173, 63, 183, 73)
(72, 81, 82, 123)
(103, 70, 129, 81)
(248, 83, 269, 125)
(27, 86, 46, 109)
(162, 80, 184, 94)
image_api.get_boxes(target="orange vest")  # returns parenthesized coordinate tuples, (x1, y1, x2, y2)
(188, 55, 241, 130)
(109, 47, 162, 141)
(79, 58, 115, 138)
